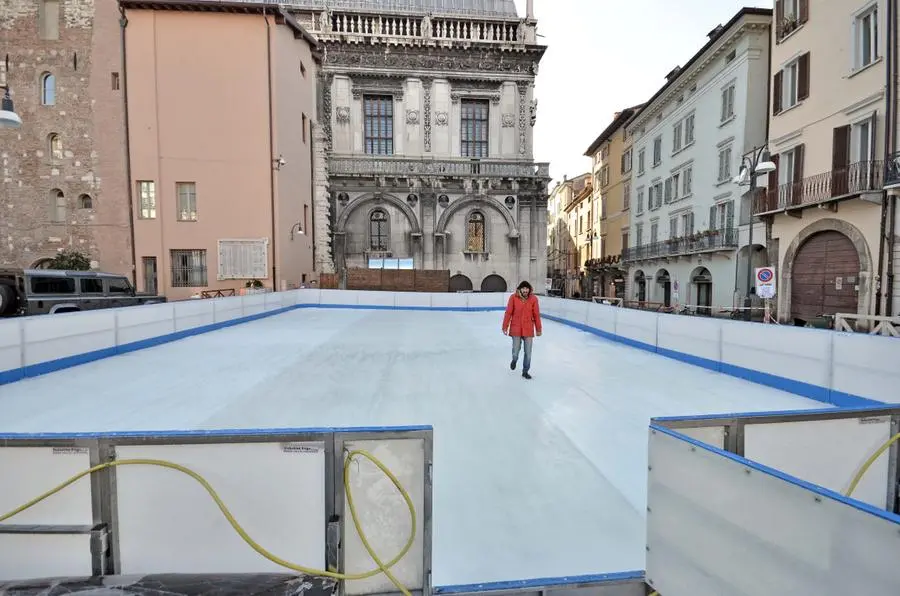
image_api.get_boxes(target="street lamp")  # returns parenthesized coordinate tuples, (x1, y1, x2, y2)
(733, 147, 776, 321)
(0, 86, 22, 129)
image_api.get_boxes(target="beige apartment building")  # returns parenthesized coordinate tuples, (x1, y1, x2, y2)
(583, 105, 641, 298)
(121, 1, 320, 300)
(759, 0, 896, 324)
(546, 173, 590, 295)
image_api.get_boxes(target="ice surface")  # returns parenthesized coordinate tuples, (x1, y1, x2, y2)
(0, 309, 827, 586)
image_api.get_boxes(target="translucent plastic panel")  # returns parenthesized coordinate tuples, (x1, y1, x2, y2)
(646, 428, 900, 596)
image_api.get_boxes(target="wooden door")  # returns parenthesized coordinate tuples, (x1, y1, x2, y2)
(791, 231, 859, 320)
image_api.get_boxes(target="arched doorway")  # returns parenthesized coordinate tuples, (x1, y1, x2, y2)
(634, 270, 646, 302)
(791, 230, 860, 324)
(480, 274, 507, 292)
(656, 269, 672, 307)
(691, 266, 713, 316)
(449, 274, 473, 292)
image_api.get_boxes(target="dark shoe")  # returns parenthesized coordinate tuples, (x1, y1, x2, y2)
(510, 360, 516, 370)
(522, 371, 532, 380)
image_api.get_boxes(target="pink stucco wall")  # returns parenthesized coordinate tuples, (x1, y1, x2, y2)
(125, 9, 315, 300)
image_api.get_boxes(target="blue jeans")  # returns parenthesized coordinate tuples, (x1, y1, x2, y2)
(511, 336, 533, 372)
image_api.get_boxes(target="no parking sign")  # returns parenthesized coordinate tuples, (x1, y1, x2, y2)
(756, 266, 776, 299)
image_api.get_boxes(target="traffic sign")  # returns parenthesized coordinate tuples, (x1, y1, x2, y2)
(756, 266, 776, 299)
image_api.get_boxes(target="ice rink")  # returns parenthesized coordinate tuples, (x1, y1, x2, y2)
(0, 308, 827, 586)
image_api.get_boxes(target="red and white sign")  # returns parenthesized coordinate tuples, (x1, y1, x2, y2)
(756, 266, 776, 299)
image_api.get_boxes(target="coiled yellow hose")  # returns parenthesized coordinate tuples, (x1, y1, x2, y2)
(0, 449, 415, 595)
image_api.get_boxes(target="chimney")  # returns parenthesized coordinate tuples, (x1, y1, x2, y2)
(707, 24, 723, 39)
(526, 0, 534, 19)
(664, 66, 681, 82)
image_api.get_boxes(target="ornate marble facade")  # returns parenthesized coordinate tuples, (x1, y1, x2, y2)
(287, 1, 551, 293)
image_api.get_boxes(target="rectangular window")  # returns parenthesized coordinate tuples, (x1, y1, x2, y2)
(683, 166, 693, 195)
(774, 53, 809, 114)
(601, 165, 609, 187)
(650, 222, 658, 245)
(217, 239, 268, 280)
(718, 146, 733, 182)
(685, 114, 695, 144)
(638, 149, 646, 174)
(142, 256, 158, 295)
(137, 181, 156, 219)
(111, 72, 120, 91)
(721, 84, 735, 122)
(363, 95, 394, 155)
(176, 182, 197, 221)
(461, 99, 489, 158)
(623, 182, 631, 210)
(681, 212, 694, 236)
(776, 0, 807, 40)
(854, 6, 878, 70)
(653, 136, 662, 166)
(621, 231, 629, 251)
(107, 277, 132, 294)
(170, 249, 208, 287)
(710, 200, 735, 231)
(637, 188, 645, 214)
(635, 223, 644, 247)
(621, 149, 633, 173)
(669, 217, 678, 239)
(673, 122, 683, 152)
(30, 276, 74, 294)
(80, 278, 103, 294)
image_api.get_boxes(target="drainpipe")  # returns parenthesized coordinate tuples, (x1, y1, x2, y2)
(264, 9, 278, 288)
(119, 7, 138, 289)
(878, 0, 897, 316)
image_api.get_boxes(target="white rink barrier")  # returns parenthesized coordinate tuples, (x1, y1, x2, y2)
(647, 407, 900, 595)
(1, 289, 898, 408)
(0, 426, 432, 596)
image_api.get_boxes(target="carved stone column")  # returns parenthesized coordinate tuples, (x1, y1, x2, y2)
(422, 77, 433, 152)
(516, 82, 529, 157)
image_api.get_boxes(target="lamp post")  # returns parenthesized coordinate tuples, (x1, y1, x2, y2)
(734, 147, 776, 321)
(0, 86, 22, 129)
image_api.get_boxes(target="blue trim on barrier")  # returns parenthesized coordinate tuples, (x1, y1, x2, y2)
(434, 570, 646, 594)
(542, 312, 886, 408)
(652, 404, 896, 423)
(0, 425, 433, 441)
(651, 423, 900, 525)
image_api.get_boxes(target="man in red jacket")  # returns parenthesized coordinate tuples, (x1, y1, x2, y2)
(502, 280, 543, 379)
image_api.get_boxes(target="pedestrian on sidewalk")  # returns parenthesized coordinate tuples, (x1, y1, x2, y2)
(502, 280, 543, 379)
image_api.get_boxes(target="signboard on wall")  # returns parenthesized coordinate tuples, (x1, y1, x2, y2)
(756, 266, 776, 299)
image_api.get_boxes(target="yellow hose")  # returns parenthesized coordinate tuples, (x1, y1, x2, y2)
(0, 449, 415, 595)
(845, 431, 900, 498)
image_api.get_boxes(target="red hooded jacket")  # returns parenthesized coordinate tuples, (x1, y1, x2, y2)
(502, 293, 542, 338)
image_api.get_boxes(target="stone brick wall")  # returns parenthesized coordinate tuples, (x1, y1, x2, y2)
(0, 0, 131, 275)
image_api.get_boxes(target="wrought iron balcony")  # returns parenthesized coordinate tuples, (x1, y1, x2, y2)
(754, 160, 884, 215)
(622, 227, 738, 263)
(329, 155, 551, 179)
(886, 152, 900, 188)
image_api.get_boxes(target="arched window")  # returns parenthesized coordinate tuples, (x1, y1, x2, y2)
(41, 72, 56, 105)
(50, 189, 65, 222)
(466, 211, 485, 252)
(78, 194, 93, 209)
(369, 209, 389, 251)
(48, 133, 62, 159)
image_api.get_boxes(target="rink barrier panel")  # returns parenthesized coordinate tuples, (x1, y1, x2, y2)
(432, 570, 647, 596)
(0, 425, 433, 596)
(0, 289, 897, 410)
(645, 409, 900, 595)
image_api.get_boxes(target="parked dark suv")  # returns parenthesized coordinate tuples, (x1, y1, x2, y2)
(0, 268, 166, 317)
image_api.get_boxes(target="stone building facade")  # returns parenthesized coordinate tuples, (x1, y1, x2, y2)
(287, 0, 551, 293)
(0, 0, 132, 276)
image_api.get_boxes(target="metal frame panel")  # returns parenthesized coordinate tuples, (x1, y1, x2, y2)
(0, 426, 433, 595)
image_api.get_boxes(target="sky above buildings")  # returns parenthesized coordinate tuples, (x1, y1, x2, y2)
(514, 0, 771, 184)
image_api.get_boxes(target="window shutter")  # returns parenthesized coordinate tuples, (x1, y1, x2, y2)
(688, 212, 695, 235)
(726, 200, 735, 230)
(670, 218, 677, 239)
(775, 0, 784, 39)
(709, 205, 717, 231)
(767, 153, 780, 199)
(868, 111, 878, 162)
(773, 70, 783, 115)
(799, 0, 809, 25)
(794, 144, 805, 183)
(798, 52, 810, 101)
(832, 125, 850, 171)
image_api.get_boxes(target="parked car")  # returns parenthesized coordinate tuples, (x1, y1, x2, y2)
(0, 268, 166, 317)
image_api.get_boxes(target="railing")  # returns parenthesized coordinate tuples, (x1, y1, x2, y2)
(754, 160, 884, 214)
(199, 288, 236, 299)
(272, 0, 520, 18)
(886, 151, 900, 188)
(329, 155, 550, 178)
(622, 227, 738, 263)
(834, 313, 900, 336)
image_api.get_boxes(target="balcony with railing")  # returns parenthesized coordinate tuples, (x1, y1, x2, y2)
(754, 160, 884, 215)
(329, 155, 550, 178)
(622, 227, 738, 263)
(886, 152, 900, 188)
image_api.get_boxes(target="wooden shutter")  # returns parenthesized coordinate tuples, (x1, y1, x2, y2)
(798, 52, 810, 101)
(687, 212, 695, 235)
(726, 200, 735, 230)
(793, 144, 805, 206)
(799, 0, 809, 25)
(773, 70, 783, 115)
(709, 205, 717, 231)
(766, 154, 780, 211)
(775, 0, 784, 39)
(670, 218, 677, 239)
(832, 126, 851, 197)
